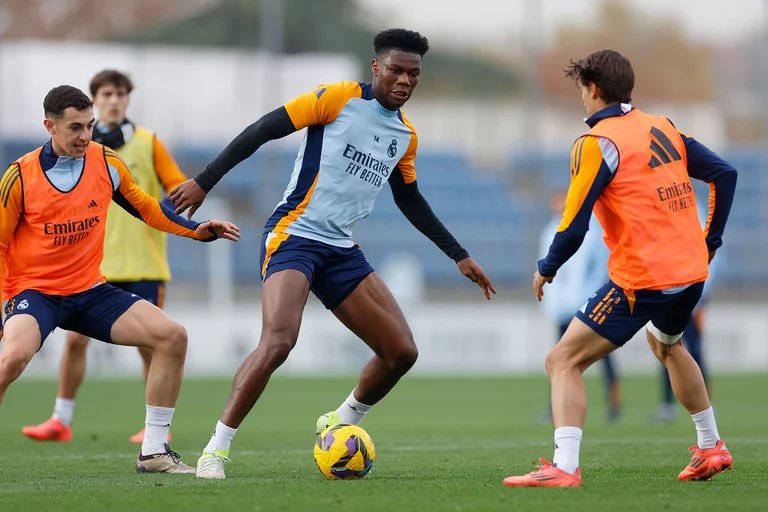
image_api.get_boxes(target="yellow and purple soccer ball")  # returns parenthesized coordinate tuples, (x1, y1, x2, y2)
(313, 424, 375, 480)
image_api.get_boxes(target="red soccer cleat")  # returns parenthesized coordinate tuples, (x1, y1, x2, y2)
(21, 417, 72, 442)
(678, 439, 733, 481)
(503, 458, 582, 488)
(129, 427, 171, 444)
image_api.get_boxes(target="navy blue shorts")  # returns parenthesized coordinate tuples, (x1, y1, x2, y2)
(108, 280, 166, 308)
(575, 280, 705, 347)
(3, 284, 143, 346)
(260, 232, 374, 310)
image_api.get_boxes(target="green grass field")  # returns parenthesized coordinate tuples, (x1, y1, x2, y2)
(1, 374, 765, 511)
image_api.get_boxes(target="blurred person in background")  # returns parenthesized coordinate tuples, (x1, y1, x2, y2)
(21, 70, 189, 445)
(539, 189, 621, 424)
(170, 28, 495, 480)
(0, 85, 240, 473)
(652, 204, 718, 424)
(504, 50, 737, 488)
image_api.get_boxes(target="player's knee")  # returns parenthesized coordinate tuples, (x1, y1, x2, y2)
(398, 345, 419, 374)
(0, 347, 32, 380)
(646, 327, 680, 363)
(260, 336, 296, 369)
(544, 346, 569, 376)
(156, 321, 188, 360)
(65, 332, 90, 353)
(386, 340, 418, 375)
(544, 350, 557, 376)
(266, 344, 293, 369)
(648, 337, 675, 363)
(260, 324, 299, 366)
(170, 323, 188, 357)
(263, 320, 300, 344)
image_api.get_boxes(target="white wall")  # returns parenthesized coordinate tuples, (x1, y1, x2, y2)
(19, 300, 768, 378)
(0, 40, 358, 147)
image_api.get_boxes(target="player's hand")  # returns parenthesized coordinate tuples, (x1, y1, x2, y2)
(708, 250, 716, 263)
(197, 219, 241, 241)
(532, 271, 554, 302)
(170, 179, 207, 219)
(457, 257, 496, 300)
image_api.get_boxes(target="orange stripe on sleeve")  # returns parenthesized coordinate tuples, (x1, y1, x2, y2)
(703, 182, 715, 238)
(0, 164, 23, 300)
(283, 81, 362, 130)
(571, 137, 585, 176)
(557, 136, 604, 232)
(397, 110, 419, 184)
(0, 164, 21, 208)
(152, 136, 188, 194)
(104, 147, 124, 163)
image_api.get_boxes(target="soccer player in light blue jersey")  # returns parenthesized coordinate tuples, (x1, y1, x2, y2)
(170, 28, 496, 479)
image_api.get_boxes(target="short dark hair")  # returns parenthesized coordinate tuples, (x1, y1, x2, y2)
(565, 50, 634, 104)
(374, 28, 429, 57)
(89, 69, 134, 96)
(43, 85, 93, 118)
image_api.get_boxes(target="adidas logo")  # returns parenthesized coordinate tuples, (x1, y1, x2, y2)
(88, 200, 98, 208)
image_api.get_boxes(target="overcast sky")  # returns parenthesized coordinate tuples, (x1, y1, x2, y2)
(356, 0, 767, 49)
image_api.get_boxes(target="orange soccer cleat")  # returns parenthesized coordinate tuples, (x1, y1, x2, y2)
(129, 427, 172, 444)
(678, 439, 733, 481)
(21, 417, 73, 442)
(503, 458, 582, 488)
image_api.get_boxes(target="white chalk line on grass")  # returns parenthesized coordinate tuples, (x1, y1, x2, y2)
(7, 437, 768, 462)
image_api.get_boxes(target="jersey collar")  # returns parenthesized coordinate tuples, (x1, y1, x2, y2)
(585, 103, 633, 128)
(39, 140, 59, 172)
(39, 139, 85, 172)
(372, 98, 400, 118)
(360, 82, 401, 118)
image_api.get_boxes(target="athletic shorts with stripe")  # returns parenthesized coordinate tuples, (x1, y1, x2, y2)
(575, 280, 705, 346)
(260, 231, 373, 310)
(3, 284, 143, 348)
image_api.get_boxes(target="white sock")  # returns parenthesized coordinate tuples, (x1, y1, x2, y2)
(335, 389, 373, 425)
(141, 405, 174, 456)
(552, 426, 583, 474)
(52, 397, 75, 426)
(204, 420, 238, 453)
(691, 406, 720, 449)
